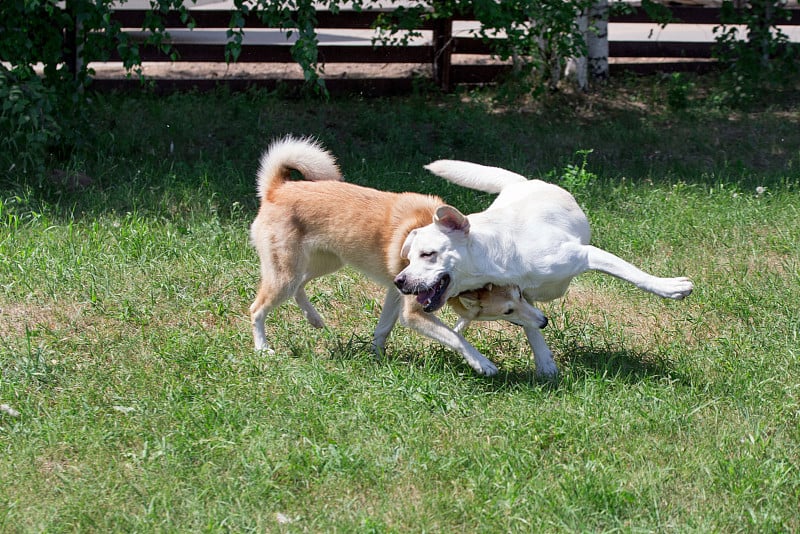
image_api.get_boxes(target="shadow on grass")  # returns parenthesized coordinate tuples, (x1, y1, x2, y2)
(480, 341, 695, 392)
(328, 333, 696, 392)
(564, 342, 684, 380)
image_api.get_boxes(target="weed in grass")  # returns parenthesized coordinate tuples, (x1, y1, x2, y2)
(2, 330, 63, 391)
(550, 148, 597, 199)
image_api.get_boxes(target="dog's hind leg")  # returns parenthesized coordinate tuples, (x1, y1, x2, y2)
(295, 286, 325, 329)
(400, 300, 499, 376)
(293, 253, 343, 330)
(584, 245, 694, 300)
(372, 290, 401, 355)
(523, 325, 558, 380)
(250, 278, 300, 353)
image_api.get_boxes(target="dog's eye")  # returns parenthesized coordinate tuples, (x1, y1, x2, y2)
(504, 309, 514, 315)
(420, 251, 436, 259)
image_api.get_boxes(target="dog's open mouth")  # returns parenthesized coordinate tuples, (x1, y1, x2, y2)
(415, 274, 451, 313)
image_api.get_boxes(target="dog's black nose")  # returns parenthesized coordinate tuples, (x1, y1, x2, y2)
(541, 316, 549, 329)
(394, 274, 407, 292)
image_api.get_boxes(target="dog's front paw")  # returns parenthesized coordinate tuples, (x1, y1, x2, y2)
(664, 277, 694, 300)
(254, 336, 275, 355)
(534, 359, 559, 381)
(306, 315, 326, 329)
(370, 341, 386, 359)
(473, 358, 499, 377)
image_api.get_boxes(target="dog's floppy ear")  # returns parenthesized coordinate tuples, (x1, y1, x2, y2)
(434, 205, 470, 235)
(457, 291, 480, 310)
(400, 229, 417, 259)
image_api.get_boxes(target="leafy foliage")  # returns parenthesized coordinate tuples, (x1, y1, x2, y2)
(713, 0, 799, 104)
(374, 0, 595, 94)
(0, 66, 62, 174)
(226, 0, 327, 92)
(556, 149, 597, 196)
(0, 0, 75, 174)
(0, 0, 192, 175)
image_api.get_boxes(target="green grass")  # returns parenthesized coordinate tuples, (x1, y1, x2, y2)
(1, 77, 800, 532)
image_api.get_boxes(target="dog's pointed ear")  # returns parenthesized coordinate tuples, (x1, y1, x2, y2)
(434, 205, 469, 235)
(400, 229, 417, 259)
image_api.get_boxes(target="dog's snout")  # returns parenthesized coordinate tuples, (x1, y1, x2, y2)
(394, 273, 408, 292)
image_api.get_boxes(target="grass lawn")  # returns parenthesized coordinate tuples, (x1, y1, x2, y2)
(1, 77, 799, 532)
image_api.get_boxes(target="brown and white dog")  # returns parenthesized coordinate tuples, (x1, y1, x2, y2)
(249, 136, 537, 375)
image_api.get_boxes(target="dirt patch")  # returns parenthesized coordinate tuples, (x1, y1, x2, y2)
(0, 301, 91, 339)
(558, 281, 706, 349)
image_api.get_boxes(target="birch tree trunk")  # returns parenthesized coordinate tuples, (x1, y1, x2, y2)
(568, 11, 590, 90)
(587, 0, 609, 82)
(567, 0, 608, 90)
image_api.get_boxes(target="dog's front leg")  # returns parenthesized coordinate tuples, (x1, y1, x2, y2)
(523, 325, 558, 380)
(372, 289, 402, 355)
(401, 300, 499, 376)
(453, 318, 471, 333)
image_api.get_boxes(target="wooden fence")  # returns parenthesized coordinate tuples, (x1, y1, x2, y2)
(84, 5, 800, 94)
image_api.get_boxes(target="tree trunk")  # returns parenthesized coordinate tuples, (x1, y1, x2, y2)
(587, 0, 609, 82)
(567, 10, 589, 90)
(567, 0, 608, 90)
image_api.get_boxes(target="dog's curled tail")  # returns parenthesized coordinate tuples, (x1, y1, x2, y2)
(424, 160, 528, 194)
(256, 135, 342, 199)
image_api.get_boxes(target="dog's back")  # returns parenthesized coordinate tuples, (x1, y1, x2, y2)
(425, 159, 590, 244)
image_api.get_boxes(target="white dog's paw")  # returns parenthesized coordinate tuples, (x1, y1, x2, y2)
(473, 358, 499, 377)
(661, 277, 694, 300)
(534, 359, 559, 380)
(254, 337, 275, 355)
(305, 314, 326, 329)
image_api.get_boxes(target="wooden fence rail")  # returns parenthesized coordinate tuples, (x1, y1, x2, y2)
(80, 5, 800, 94)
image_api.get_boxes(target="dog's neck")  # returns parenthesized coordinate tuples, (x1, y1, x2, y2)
(449, 223, 515, 292)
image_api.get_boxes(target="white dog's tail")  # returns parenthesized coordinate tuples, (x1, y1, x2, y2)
(256, 135, 342, 200)
(424, 160, 528, 194)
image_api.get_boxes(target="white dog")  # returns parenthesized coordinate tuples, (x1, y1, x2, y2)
(249, 137, 543, 375)
(394, 160, 694, 378)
